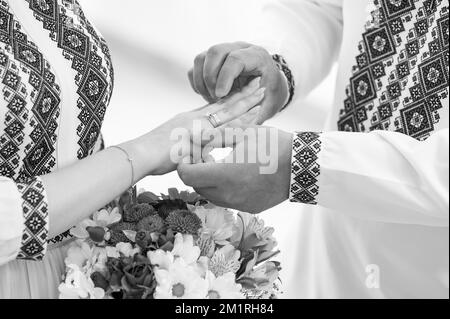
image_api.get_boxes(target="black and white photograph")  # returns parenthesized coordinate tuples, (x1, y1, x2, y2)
(0, 0, 448, 303)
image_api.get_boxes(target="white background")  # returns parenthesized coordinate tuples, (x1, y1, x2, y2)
(79, 0, 337, 297)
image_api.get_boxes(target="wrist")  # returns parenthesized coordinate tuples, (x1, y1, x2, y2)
(279, 130, 294, 202)
(276, 69, 290, 110)
(121, 135, 160, 180)
(272, 54, 295, 110)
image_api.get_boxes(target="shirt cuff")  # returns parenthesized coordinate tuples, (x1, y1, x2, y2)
(289, 132, 322, 205)
(272, 54, 295, 110)
(15, 177, 49, 261)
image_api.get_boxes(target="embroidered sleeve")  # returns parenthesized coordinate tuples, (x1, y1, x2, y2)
(15, 177, 49, 261)
(289, 132, 322, 205)
(272, 54, 295, 110)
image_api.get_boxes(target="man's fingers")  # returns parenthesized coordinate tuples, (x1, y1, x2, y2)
(177, 162, 228, 188)
(203, 43, 246, 100)
(187, 69, 197, 93)
(216, 76, 261, 108)
(205, 76, 261, 115)
(197, 78, 262, 130)
(256, 89, 280, 124)
(193, 52, 213, 102)
(215, 47, 262, 98)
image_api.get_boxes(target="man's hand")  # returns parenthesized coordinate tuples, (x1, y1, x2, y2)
(188, 42, 289, 124)
(177, 126, 293, 213)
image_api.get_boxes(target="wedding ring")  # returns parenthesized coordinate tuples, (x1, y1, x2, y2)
(206, 112, 222, 128)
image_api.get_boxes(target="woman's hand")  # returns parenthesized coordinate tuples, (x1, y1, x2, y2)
(130, 77, 266, 176)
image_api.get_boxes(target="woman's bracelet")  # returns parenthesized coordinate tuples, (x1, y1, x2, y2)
(110, 145, 135, 187)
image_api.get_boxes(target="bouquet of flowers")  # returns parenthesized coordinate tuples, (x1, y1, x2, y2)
(58, 188, 281, 299)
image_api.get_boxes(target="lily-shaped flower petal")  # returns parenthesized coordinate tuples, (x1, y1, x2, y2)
(209, 244, 241, 277)
(194, 205, 236, 245)
(171, 233, 201, 265)
(148, 249, 175, 270)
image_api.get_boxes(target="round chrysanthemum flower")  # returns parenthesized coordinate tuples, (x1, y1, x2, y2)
(194, 206, 235, 245)
(206, 271, 244, 299)
(153, 258, 208, 299)
(166, 210, 202, 235)
(137, 214, 165, 233)
(108, 229, 131, 245)
(209, 245, 241, 277)
(171, 233, 201, 265)
(109, 222, 137, 232)
(123, 203, 155, 223)
(155, 199, 187, 219)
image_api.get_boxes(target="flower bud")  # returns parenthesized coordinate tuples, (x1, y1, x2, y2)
(135, 231, 151, 250)
(91, 272, 109, 291)
(86, 226, 106, 243)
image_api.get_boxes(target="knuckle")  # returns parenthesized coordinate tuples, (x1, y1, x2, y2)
(251, 46, 272, 67)
(207, 45, 223, 56)
(227, 52, 242, 64)
(194, 53, 206, 64)
(252, 44, 268, 55)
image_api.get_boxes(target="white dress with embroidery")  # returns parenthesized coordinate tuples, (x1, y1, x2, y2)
(0, 0, 113, 298)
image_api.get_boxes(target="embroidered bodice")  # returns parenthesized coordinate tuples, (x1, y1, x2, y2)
(0, 0, 113, 259)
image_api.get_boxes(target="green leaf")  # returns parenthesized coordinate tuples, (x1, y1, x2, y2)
(137, 192, 160, 204)
(237, 277, 257, 289)
(168, 188, 180, 200)
(256, 250, 281, 265)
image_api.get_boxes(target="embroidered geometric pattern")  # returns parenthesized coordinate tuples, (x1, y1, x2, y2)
(338, 0, 449, 141)
(26, 0, 114, 159)
(1, 1, 114, 250)
(0, 2, 72, 250)
(0, 2, 61, 182)
(273, 54, 295, 110)
(289, 132, 322, 205)
(47, 229, 72, 245)
(16, 177, 49, 261)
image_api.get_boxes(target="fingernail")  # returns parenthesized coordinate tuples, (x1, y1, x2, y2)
(216, 88, 226, 98)
(248, 77, 261, 88)
(254, 87, 266, 96)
